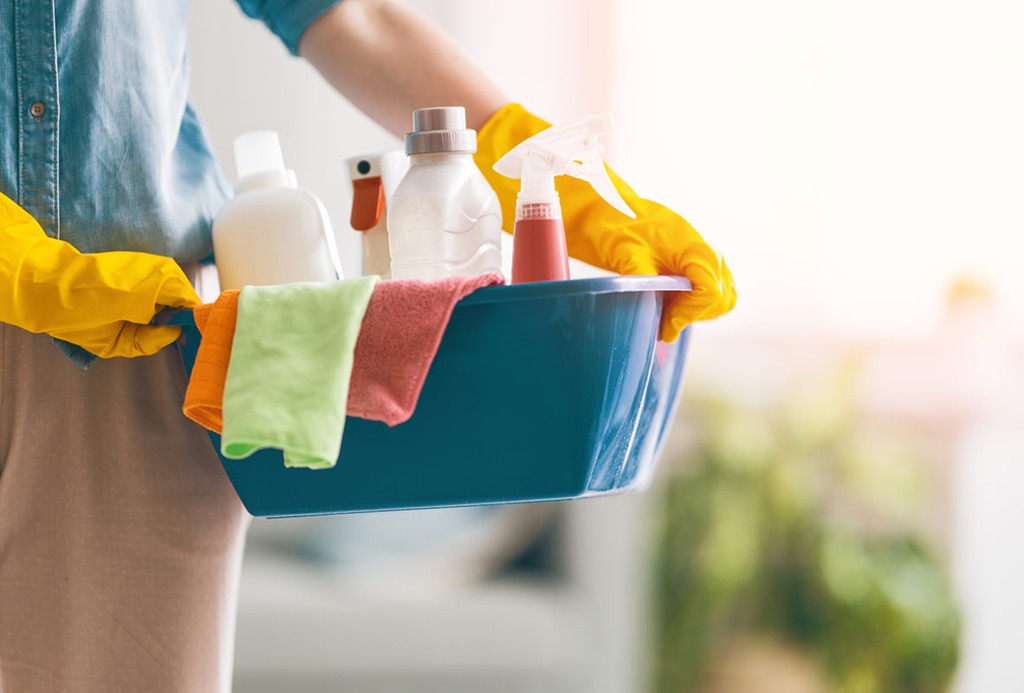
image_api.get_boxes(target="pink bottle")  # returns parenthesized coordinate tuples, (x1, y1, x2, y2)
(511, 202, 570, 283)
(493, 114, 636, 285)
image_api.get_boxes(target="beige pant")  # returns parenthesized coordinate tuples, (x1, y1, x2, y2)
(0, 325, 250, 692)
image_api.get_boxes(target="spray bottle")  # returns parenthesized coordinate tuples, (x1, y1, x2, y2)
(345, 151, 409, 279)
(493, 113, 635, 284)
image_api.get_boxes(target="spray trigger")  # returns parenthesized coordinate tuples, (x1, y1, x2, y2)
(493, 113, 636, 219)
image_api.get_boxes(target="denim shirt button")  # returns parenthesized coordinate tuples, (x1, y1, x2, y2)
(29, 101, 46, 118)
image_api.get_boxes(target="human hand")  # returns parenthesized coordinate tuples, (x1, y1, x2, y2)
(0, 190, 200, 357)
(475, 104, 736, 342)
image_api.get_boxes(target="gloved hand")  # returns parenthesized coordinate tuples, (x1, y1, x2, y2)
(476, 104, 737, 342)
(0, 190, 201, 358)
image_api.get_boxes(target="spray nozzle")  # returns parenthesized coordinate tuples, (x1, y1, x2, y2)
(493, 113, 636, 219)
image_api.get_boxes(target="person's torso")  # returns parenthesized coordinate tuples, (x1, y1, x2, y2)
(0, 0, 228, 261)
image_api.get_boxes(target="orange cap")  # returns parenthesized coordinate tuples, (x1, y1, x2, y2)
(350, 176, 384, 231)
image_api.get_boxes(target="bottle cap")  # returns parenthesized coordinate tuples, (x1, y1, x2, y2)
(405, 107, 477, 155)
(234, 131, 286, 179)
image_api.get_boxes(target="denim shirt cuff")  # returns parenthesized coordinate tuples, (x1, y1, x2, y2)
(237, 0, 345, 56)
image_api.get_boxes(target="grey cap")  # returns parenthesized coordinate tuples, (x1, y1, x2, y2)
(405, 106, 477, 155)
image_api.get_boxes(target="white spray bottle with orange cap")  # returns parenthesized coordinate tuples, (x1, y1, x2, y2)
(493, 113, 635, 284)
(345, 151, 408, 279)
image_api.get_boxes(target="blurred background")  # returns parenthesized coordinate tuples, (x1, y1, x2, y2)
(188, 1, 1024, 691)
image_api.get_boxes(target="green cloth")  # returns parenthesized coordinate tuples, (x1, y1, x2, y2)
(221, 277, 378, 469)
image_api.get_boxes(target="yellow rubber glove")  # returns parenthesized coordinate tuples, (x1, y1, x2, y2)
(476, 104, 737, 342)
(0, 190, 201, 358)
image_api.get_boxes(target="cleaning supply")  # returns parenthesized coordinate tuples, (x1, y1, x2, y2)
(345, 151, 408, 279)
(348, 272, 505, 426)
(387, 107, 502, 280)
(0, 190, 200, 358)
(173, 275, 692, 516)
(182, 290, 241, 434)
(220, 277, 378, 470)
(212, 130, 341, 291)
(493, 113, 636, 284)
(475, 104, 736, 341)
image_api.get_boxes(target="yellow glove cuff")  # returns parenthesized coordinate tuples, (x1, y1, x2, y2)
(1, 190, 200, 358)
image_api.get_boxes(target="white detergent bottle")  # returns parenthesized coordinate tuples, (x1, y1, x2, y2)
(388, 107, 502, 280)
(213, 130, 341, 291)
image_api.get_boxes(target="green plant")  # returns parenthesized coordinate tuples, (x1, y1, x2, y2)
(652, 365, 960, 693)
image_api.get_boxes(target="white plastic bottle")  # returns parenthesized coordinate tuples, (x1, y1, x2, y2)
(388, 107, 502, 280)
(213, 130, 341, 291)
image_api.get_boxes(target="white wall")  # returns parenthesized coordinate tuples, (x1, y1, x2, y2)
(613, 0, 1024, 339)
(953, 420, 1024, 693)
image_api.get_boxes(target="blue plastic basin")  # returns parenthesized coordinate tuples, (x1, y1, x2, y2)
(172, 275, 692, 517)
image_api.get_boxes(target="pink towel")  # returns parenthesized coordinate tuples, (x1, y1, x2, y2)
(348, 272, 505, 426)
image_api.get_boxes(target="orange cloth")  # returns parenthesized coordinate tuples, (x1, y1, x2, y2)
(182, 290, 240, 434)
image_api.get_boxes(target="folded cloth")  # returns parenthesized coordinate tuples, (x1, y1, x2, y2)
(220, 277, 378, 470)
(348, 272, 505, 427)
(182, 289, 241, 434)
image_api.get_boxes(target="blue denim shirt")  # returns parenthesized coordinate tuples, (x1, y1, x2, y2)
(1, 0, 341, 366)
(0, 0, 340, 257)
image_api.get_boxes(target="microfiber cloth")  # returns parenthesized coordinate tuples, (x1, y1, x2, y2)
(347, 272, 504, 426)
(221, 277, 378, 470)
(182, 290, 241, 434)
